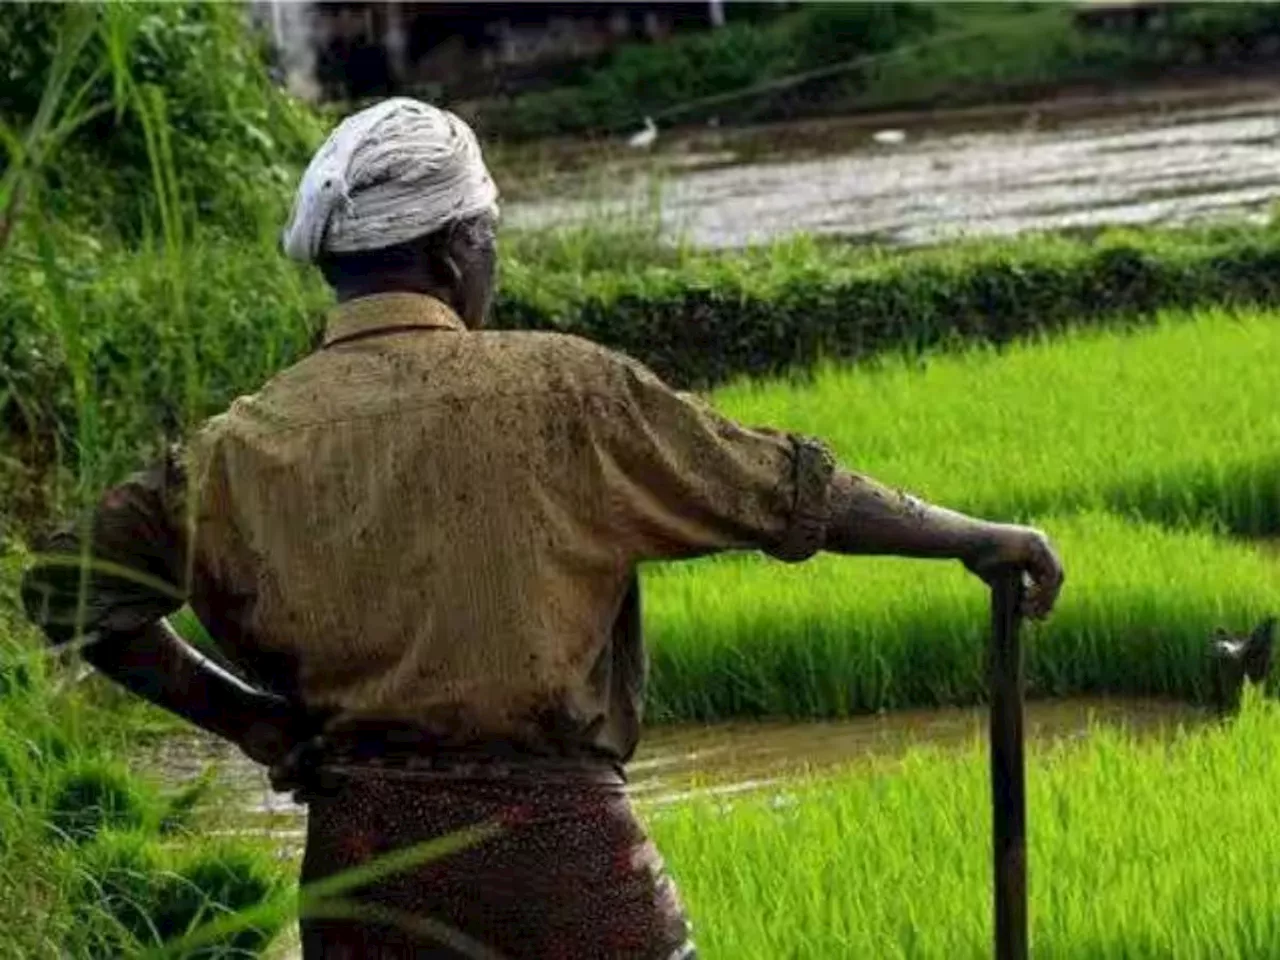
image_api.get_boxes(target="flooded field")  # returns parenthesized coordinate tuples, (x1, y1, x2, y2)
(504, 79, 1280, 248)
(143, 695, 1211, 861)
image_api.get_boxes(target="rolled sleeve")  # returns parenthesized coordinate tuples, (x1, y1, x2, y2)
(587, 352, 835, 564)
(21, 446, 190, 648)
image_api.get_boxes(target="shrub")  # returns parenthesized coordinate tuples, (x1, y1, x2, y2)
(0, 3, 322, 238)
(497, 224, 1280, 389)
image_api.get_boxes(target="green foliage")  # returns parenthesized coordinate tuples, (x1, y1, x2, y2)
(712, 307, 1280, 537)
(643, 511, 1280, 722)
(1, 228, 329, 524)
(47, 760, 153, 843)
(638, 309, 1280, 721)
(0, 11, 294, 956)
(0, 738, 19, 800)
(478, 2, 945, 138)
(497, 224, 1280, 391)
(146, 846, 285, 958)
(73, 829, 169, 954)
(647, 692, 1280, 958)
(776, 2, 940, 72)
(0, 659, 31, 697)
(0, 578, 288, 957)
(1152, 2, 1280, 50)
(0, 2, 321, 238)
(70, 831, 284, 957)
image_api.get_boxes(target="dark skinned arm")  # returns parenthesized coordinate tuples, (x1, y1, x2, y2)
(585, 352, 1064, 620)
(20, 448, 313, 771)
(821, 470, 1064, 620)
(81, 621, 311, 767)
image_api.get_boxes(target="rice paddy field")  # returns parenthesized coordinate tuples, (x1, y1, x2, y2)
(640, 306, 1280, 721)
(9, 6, 1278, 956)
(168, 301, 1277, 960)
(610, 302, 1280, 958)
(712, 307, 1280, 537)
(647, 691, 1280, 960)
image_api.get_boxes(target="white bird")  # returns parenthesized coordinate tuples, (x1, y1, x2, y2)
(872, 128, 907, 146)
(628, 116, 658, 150)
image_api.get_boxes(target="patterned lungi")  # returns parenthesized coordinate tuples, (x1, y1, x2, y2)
(292, 738, 697, 960)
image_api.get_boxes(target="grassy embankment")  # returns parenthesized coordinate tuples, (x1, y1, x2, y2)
(0, 7, 316, 957)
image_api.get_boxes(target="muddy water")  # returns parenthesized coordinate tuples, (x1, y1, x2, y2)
(504, 80, 1280, 248)
(144, 695, 1209, 860)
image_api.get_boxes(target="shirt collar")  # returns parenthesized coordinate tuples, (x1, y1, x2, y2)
(321, 293, 466, 348)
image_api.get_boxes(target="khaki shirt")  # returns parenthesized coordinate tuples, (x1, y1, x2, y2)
(22, 294, 834, 763)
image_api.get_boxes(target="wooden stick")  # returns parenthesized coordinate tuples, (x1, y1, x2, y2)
(990, 568, 1028, 960)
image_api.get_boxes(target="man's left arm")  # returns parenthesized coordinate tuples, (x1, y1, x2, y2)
(20, 447, 310, 767)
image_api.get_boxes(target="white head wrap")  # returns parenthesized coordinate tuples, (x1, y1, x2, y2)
(282, 97, 499, 263)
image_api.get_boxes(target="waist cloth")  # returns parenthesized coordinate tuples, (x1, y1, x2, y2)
(292, 730, 698, 960)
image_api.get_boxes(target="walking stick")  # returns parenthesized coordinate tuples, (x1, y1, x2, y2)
(989, 568, 1028, 960)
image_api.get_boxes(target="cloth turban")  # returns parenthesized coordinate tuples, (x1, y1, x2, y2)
(282, 98, 499, 263)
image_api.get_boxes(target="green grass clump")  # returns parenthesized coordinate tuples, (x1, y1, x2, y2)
(71, 830, 286, 959)
(47, 759, 159, 844)
(712, 306, 1280, 536)
(0, 543, 289, 959)
(643, 512, 1278, 722)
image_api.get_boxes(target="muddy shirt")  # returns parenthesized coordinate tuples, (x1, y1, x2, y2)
(22, 293, 835, 764)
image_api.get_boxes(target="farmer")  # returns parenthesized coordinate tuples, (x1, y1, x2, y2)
(21, 98, 1063, 959)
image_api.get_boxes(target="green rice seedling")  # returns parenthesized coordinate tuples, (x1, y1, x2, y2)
(46, 759, 157, 844)
(711, 306, 1280, 536)
(642, 512, 1280, 721)
(645, 689, 1280, 960)
(60, 824, 290, 958)
(70, 828, 171, 957)
(145, 844, 287, 959)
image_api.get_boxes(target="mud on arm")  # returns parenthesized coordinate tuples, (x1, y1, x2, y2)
(821, 471, 1064, 619)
